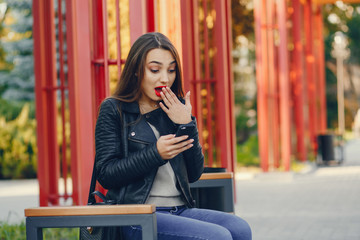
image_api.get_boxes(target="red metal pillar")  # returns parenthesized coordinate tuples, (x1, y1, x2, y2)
(214, 0, 235, 170)
(91, 0, 110, 110)
(130, 0, 152, 44)
(66, 0, 95, 205)
(129, 0, 156, 44)
(291, 0, 307, 161)
(32, 0, 59, 206)
(147, 0, 156, 32)
(180, 0, 204, 145)
(224, 0, 237, 171)
(314, 5, 327, 133)
(254, 0, 269, 171)
(266, 0, 280, 169)
(304, 0, 317, 152)
(277, 0, 291, 171)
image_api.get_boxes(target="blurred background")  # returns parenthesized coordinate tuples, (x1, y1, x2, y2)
(1, 0, 360, 239)
(0, 0, 359, 180)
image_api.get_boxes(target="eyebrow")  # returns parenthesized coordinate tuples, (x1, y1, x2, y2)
(148, 60, 176, 65)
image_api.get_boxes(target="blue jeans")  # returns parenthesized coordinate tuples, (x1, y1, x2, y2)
(122, 206, 252, 240)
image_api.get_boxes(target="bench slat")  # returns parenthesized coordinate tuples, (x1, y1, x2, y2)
(25, 204, 155, 217)
(199, 172, 233, 180)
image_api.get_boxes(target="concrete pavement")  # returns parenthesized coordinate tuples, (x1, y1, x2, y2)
(1, 138, 360, 240)
(235, 138, 360, 240)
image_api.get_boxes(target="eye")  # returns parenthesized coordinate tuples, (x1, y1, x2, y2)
(169, 69, 176, 73)
(150, 69, 159, 73)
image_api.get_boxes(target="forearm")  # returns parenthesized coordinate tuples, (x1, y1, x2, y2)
(96, 143, 165, 189)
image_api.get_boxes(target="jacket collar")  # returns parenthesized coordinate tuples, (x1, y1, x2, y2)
(121, 101, 140, 114)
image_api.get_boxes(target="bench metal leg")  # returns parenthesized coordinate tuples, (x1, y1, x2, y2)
(26, 214, 157, 240)
(26, 218, 43, 240)
(141, 214, 157, 240)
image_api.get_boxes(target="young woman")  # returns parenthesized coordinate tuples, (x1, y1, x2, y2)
(95, 32, 252, 240)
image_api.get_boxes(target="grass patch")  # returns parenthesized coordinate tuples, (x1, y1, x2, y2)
(0, 221, 79, 240)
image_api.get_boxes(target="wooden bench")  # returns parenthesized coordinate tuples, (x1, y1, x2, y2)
(25, 172, 234, 239)
(25, 205, 157, 240)
(190, 172, 234, 212)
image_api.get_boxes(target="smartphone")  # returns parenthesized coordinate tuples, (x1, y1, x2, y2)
(175, 126, 194, 138)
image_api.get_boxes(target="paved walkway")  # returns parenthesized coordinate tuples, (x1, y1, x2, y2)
(1, 139, 360, 240)
(235, 138, 360, 240)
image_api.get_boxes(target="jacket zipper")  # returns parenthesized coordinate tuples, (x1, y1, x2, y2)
(128, 138, 151, 145)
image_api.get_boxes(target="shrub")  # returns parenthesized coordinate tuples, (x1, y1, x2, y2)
(236, 135, 260, 167)
(0, 103, 37, 179)
(0, 99, 35, 121)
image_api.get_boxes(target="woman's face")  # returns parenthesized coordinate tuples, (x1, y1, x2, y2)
(139, 48, 176, 105)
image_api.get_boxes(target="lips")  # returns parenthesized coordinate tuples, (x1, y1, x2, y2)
(154, 86, 166, 97)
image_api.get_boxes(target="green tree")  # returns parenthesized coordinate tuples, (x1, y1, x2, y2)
(0, 0, 33, 101)
(323, 3, 360, 130)
(231, 0, 256, 144)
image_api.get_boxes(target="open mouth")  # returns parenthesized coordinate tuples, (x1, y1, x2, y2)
(154, 86, 166, 97)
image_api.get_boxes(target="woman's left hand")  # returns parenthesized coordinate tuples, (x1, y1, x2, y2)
(159, 87, 192, 124)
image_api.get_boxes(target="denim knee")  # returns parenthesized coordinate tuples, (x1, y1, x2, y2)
(198, 224, 233, 240)
(230, 217, 252, 240)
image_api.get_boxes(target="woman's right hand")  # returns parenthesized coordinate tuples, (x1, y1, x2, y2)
(156, 134, 194, 160)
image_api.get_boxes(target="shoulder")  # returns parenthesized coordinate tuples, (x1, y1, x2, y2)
(98, 98, 121, 116)
(101, 97, 140, 114)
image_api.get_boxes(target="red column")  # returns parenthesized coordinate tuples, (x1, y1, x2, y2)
(32, 0, 59, 206)
(304, 0, 317, 153)
(266, 0, 280, 169)
(254, 0, 269, 171)
(130, 0, 151, 44)
(66, 0, 95, 205)
(147, 0, 156, 32)
(214, 0, 235, 170)
(314, 6, 327, 133)
(225, 0, 237, 172)
(291, 1, 307, 161)
(180, 0, 203, 144)
(277, 0, 291, 171)
(91, 0, 110, 110)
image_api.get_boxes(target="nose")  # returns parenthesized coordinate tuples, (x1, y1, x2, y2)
(160, 71, 169, 84)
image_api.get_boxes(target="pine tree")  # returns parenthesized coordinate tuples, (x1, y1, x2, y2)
(0, 0, 33, 101)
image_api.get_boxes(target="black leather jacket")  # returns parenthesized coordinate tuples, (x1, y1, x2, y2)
(94, 98, 204, 207)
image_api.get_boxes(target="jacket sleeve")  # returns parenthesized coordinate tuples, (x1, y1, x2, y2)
(95, 99, 166, 189)
(175, 117, 204, 183)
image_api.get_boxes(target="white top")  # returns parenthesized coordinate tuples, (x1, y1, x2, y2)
(145, 122, 185, 207)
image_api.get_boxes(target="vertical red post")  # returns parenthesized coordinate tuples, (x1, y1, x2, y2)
(32, 0, 59, 206)
(180, 0, 205, 153)
(266, 0, 280, 169)
(130, 0, 149, 44)
(304, 0, 317, 153)
(291, 0, 307, 161)
(254, 0, 269, 171)
(277, 0, 291, 171)
(214, 0, 235, 170)
(147, 0, 156, 32)
(90, 0, 110, 110)
(66, 0, 95, 205)
(314, 5, 327, 133)
(225, 0, 237, 172)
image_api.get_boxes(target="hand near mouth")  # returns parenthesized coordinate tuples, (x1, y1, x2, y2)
(159, 87, 192, 124)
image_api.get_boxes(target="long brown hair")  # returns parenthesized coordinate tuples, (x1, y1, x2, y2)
(112, 32, 184, 102)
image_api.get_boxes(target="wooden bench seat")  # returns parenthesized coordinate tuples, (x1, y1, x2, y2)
(25, 172, 234, 239)
(25, 205, 157, 240)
